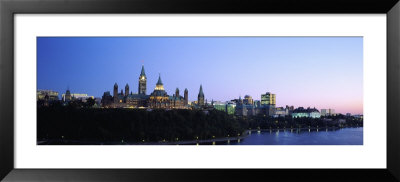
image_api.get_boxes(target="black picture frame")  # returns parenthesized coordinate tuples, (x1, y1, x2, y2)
(1, 0, 399, 181)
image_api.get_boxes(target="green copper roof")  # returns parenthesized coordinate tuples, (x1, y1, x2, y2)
(140, 65, 146, 76)
(157, 74, 163, 85)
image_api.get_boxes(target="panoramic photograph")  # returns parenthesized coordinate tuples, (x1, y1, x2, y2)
(37, 37, 363, 145)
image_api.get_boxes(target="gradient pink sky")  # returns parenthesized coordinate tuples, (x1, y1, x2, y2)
(38, 37, 363, 115)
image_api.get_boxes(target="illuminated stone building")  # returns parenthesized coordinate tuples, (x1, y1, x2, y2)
(148, 74, 170, 108)
(292, 107, 321, 118)
(101, 66, 190, 109)
(102, 66, 150, 108)
(170, 88, 186, 109)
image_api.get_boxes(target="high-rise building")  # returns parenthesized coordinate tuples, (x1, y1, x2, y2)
(138, 65, 147, 95)
(243, 95, 254, 105)
(253, 100, 261, 108)
(198, 84, 205, 106)
(260, 92, 276, 116)
(329, 109, 336, 116)
(235, 96, 256, 116)
(321, 108, 336, 116)
(261, 92, 276, 106)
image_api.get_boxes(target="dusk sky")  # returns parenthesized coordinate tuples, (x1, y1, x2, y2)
(37, 37, 363, 114)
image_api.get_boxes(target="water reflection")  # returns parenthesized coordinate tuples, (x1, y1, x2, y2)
(192, 127, 363, 145)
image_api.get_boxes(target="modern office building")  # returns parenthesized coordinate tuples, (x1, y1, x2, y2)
(212, 101, 226, 112)
(321, 108, 336, 116)
(261, 92, 276, 106)
(235, 96, 257, 116)
(274, 107, 287, 117)
(225, 102, 236, 115)
(243, 95, 254, 105)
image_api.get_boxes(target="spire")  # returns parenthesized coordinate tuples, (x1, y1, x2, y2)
(156, 73, 163, 85)
(199, 84, 204, 96)
(140, 65, 146, 77)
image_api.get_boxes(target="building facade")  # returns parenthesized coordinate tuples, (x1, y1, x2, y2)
(62, 93, 94, 102)
(37, 89, 59, 101)
(261, 92, 276, 106)
(243, 95, 254, 105)
(321, 108, 336, 116)
(138, 65, 147, 95)
(292, 107, 321, 118)
(101, 66, 189, 109)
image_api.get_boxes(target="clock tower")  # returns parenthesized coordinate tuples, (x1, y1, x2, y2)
(138, 65, 147, 95)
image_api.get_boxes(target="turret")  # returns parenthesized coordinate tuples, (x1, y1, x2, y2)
(198, 84, 204, 106)
(175, 88, 179, 98)
(184, 88, 188, 105)
(155, 74, 165, 90)
(113, 83, 118, 103)
(125, 84, 129, 96)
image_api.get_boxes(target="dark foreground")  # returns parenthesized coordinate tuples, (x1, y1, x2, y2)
(38, 127, 363, 145)
(37, 106, 363, 145)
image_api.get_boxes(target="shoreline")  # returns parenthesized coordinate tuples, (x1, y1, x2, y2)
(37, 126, 362, 145)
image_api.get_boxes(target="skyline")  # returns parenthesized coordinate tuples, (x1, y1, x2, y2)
(37, 37, 363, 114)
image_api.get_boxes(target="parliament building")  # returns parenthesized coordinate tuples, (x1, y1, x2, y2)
(101, 65, 189, 109)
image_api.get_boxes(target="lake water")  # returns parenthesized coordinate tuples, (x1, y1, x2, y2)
(210, 127, 363, 145)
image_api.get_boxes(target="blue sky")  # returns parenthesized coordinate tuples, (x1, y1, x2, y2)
(37, 37, 363, 114)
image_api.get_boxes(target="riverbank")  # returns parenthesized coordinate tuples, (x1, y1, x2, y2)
(37, 126, 361, 145)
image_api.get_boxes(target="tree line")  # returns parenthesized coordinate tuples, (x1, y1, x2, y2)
(37, 103, 363, 144)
